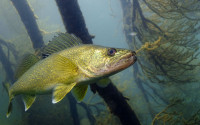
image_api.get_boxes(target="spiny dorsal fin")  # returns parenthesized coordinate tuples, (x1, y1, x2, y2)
(72, 84, 88, 102)
(15, 54, 40, 79)
(42, 33, 82, 55)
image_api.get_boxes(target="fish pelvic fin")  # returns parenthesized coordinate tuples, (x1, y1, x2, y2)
(52, 82, 77, 104)
(23, 95, 36, 111)
(72, 84, 88, 102)
(97, 78, 111, 88)
(3, 82, 14, 118)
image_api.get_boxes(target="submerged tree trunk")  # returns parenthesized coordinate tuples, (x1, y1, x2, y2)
(55, 0, 140, 124)
(11, 0, 44, 50)
(55, 0, 94, 44)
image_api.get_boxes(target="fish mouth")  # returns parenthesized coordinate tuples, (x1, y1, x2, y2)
(90, 51, 137, 77)
(115, 51, 137, 69)
(108, 51, 137, 74)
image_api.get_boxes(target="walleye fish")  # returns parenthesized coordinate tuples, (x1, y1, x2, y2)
(4, 33, 137, 117)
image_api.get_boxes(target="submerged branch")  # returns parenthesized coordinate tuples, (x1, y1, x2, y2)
(0, 38, 18, 60)
(91, 83, 141, 125)
(78, 102, 96, 125)
(0, 44, 14, 82)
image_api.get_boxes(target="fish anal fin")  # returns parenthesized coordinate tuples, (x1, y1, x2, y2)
(52, 83, 77, 104)
(72, 84, 88, 102)
(23, 95, 36, 111)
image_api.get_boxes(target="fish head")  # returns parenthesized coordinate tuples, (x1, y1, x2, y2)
(76, 45, 137, 78)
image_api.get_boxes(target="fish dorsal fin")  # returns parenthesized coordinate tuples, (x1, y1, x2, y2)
(42, 33, 82, 55)
(72, 84, 88, 102)
(52, 83, 77, 104)
(15, 54, 40, 79)
(22, 95, 36, 111)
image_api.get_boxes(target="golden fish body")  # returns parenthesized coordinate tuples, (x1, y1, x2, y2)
(5, 33, 137, 117)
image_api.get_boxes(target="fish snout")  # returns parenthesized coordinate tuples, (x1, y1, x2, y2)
(131, 51, 137, 62)
(133, 56, 137, 62)
(132, 51, 136, 55)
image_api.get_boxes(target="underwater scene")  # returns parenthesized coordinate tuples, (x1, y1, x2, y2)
(0, 0, 200, 125)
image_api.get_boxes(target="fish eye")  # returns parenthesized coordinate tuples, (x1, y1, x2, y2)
(107, 48, 117, 56)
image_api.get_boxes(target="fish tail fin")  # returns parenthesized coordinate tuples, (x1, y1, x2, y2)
(3, 82, 13, 118)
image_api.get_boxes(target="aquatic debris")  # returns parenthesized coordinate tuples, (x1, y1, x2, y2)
(128, 32, 137, 36)
(136, 36, 162, 54)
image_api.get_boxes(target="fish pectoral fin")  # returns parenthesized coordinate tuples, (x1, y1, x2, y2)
(52, 83, 77, 104)
(72, 84, 88, 102)
(23, 94, 36, 111)
(53, 55, 78, 75)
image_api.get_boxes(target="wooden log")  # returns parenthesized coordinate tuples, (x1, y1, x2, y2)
(11, 0, 44, 49)
(55, 0, 94, 44)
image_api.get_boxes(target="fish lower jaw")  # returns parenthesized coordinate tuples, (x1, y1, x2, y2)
(106, 55, 135, 75)
(115, 55, 135, 68)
